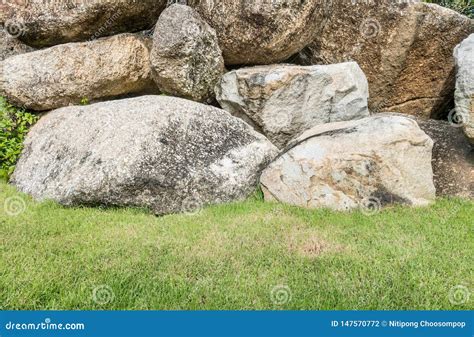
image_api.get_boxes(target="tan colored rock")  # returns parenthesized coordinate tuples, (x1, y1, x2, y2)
(0, 3, 13, 24)
(299, 2, 473, 118)
(187, 0, 326, 65)
(3, 0, 167, 47)
(216, 62, 370, 148)
(0, 34, 157, 111)
(151, 4, 224, 103)
(0, 1, 25, 24)
(260, 115, 436, 211)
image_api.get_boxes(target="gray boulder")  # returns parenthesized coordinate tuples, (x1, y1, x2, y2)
(454, 33, 474, 145)
(3, 0, 167, 47)
(11, 96, 278, 215)
(0, 34, 157, 111)
(151, 4, 225, 103)
(216, 62, 370, 148)
(260, 115, 436, 211)
(0, 29, 34, 61)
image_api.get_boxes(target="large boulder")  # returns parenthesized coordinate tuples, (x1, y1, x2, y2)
(216, 62, 370, 148)
(0, 29, 34, 61)
(3, 0, 167, 47)
(454, 33, 474, 145)
(11, 96, 278, 215)
(0, 34, 157, 111)
(151, 4, 225, 103)
(260, 115, 436, 211)
(411, 117, 473, 199)
(297, 2, 473, 118)
(187, 0, 327, 65)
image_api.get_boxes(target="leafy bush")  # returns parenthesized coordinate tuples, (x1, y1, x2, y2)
(425, 0, 474, 18)
(80, 97, 90, 105)
(0, 97, 38, 180)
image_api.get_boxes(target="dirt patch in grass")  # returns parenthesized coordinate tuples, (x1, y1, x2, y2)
(300, 237, 336, 257)
(287, 227, 344, 258)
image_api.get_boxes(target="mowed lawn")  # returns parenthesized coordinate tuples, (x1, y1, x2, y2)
(0, 180, 472, 310)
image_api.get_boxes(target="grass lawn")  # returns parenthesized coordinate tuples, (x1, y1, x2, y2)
(0, 180, 473, 310)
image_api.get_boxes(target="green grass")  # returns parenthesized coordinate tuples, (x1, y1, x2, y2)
(0, 180, 472, 310)
(424, 0, 473, 18)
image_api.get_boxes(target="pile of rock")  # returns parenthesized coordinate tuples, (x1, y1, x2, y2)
(1, 2, 472, 215)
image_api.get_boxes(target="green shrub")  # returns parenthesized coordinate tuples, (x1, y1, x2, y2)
(0, 97, 38, 180)
(80, 97, 90, 105)
(424, 0, 474, 18)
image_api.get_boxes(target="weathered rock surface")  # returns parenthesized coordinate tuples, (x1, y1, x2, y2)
(0, 29, 34, 61)
(187, 0, 327, 65)
(0, 34, 157, 111)
(454, 33, 474, 145)
(3, 0, 167, 47)
(407, 116, 473, 199)
(11, 96, 278, 215)
(151, 4, 224, 103)
(260, 115, 436, 211)
(216, 62, 370, 148)
(297, 2, 473, 118)
(0, 1, 18, 24)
